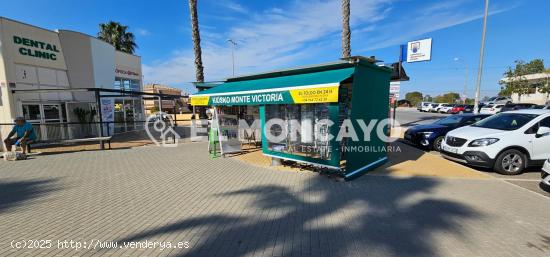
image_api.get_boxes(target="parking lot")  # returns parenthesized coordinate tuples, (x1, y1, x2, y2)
(395, 107, 550, 198)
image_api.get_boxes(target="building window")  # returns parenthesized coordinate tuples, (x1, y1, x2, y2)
(114, 78, 122, 90)
(130, 80, 140, 91)
(22, 104, 41, 121)
(114, 77, 141, 91)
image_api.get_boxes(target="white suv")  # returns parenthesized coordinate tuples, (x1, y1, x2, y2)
(420, 102, 434, 112)
(441, 109, 550, 175)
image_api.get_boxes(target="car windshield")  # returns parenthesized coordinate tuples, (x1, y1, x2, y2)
(484, 104, 494, 108)
(471, 113, 539, 130)
(435, 115, 464, 126)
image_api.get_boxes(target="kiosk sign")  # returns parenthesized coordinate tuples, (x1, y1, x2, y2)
(190, 85, 340, 106)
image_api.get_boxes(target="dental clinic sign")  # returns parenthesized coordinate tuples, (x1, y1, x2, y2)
(406, 38, 432, 63)
(13, 36, 60, 61)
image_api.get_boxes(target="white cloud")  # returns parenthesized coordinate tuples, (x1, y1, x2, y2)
(356, 0, 514, 52)
(136, 28, 150, 36)
(218, 0, 248, 14)
(142, 0, 515, 91)
(144, 0, 393, 88)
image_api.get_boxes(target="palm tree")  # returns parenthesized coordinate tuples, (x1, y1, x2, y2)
(98, 21, 137, 54)
(341, 0, 351, 58)
(189, 0, 205, 82)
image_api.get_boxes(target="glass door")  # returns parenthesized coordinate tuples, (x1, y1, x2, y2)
(42, 104, 64, 140)
(124, 99, 135, 131)
(21, 103, 64, 141)
(114, 99, 125, 133)
(22, 104, 42, 140)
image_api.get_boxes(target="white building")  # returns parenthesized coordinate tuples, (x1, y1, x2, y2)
(500, 72, 550, 105)
(0, 17, 145, 141)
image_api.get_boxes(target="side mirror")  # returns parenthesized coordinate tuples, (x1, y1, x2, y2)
(536, 126, 550, 138)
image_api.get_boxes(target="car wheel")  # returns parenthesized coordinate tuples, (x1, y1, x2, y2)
(494, 149, 526, 175)
(459, 111, 464, 114)
(433, 136, 445, 152)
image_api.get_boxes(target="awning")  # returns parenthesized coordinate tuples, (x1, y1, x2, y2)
(190, 67, 355, 106)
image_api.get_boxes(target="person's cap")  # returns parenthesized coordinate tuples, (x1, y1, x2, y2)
(14, 116, 25, 121)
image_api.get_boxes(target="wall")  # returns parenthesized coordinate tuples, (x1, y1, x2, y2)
(512, 91, 547, 105)
(115, 51, 142, 89)
(0, 17, 72, 121)
(345, 62, 392, 179)
(91, 38, 115, 89)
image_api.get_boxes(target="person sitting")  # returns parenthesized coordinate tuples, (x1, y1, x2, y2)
(4, 116, 37, 154)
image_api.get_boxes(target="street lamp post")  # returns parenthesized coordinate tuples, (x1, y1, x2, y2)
(454, 57, 469, 104)
(474, 0, 490, 113)
(227, 39, 237, 77)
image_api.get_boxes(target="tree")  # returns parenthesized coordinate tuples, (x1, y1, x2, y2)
(405, 91, 423, 106)
(523, 59, 545, 74)
(341, 0, 351, 58)
(189, 0, 205, 83)
(423, 95, 433, 102)
(499, 59, 546, 101)
(537, 70, 550, 104)
(97, 21, 137, 54)
(434, 92, 460, 103)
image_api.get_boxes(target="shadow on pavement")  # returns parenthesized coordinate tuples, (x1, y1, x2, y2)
(0, 178, 60, 213)
(114, 175, 482, 256)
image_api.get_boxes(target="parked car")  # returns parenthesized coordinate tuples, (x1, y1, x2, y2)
(441, 109, 550, 175)
(438, 104, 456, 114)
(422, 103, 436, 112)
(404, 114, 490, 151)
(482, 96, 513, 105)
(420, 102, 435, 112)
(480, 104, 505, 114)
(500, 103, 538, 112)
(541, 158, 550, 192)
(449, 105, 474, 114)
(431, 103, 448, 113)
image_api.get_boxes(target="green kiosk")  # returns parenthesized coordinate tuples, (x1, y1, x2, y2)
(191, 57, 392, 180)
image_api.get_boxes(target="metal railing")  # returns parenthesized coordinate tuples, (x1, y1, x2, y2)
(0, 119, 192, 143)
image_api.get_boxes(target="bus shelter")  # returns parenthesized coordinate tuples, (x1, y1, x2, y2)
(190, 57, 392, 180)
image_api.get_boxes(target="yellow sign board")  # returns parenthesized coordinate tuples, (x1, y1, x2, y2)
(190, 96, 210, 106)
(289, 85, 339, 104)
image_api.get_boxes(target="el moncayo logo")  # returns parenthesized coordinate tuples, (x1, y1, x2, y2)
(13, 35, 60, 61)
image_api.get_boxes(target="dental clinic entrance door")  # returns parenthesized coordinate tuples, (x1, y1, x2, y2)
(21, 103, 65, 140)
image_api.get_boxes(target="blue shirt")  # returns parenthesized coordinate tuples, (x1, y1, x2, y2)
(12, 122, 37, 141)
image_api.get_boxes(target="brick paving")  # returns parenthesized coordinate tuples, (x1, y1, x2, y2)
(1, 142, 550, 256)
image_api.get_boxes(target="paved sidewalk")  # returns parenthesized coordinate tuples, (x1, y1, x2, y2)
(1, 143, 550, 256)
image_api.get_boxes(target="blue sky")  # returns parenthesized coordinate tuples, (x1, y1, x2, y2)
(1, 0, 549, 98)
